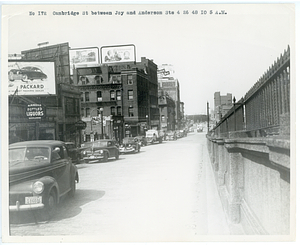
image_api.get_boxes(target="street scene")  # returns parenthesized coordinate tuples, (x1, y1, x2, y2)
(2, 3, 294, 243)
(9, 132, 244, 240)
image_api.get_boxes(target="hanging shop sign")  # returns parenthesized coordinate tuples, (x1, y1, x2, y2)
(25, 104, 46, 120)
(75, 120, 87, 129)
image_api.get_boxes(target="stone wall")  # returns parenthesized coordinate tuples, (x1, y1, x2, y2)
(207, 136, 290, 235)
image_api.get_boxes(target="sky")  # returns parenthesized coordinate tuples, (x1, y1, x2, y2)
(3, 2, 295, 115)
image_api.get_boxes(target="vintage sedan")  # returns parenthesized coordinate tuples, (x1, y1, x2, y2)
(8, 66, 47, 82)
(81, 139, 119, 163)
(165, 131, 177, 141)
(9, 140, 79, 220)
(134, 135, 147, 147)
(65, 142, 81, 164)
(119, 137, 140, 154)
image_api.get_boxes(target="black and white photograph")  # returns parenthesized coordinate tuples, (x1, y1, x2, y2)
(1, 1, 297, 243)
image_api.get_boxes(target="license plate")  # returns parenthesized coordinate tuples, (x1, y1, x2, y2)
(25, 196, 42, 205)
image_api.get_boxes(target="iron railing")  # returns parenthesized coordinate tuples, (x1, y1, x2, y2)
(211, 46, 290, 137)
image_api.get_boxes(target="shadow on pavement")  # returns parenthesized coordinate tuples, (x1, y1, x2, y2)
(9, 189, 105, 225)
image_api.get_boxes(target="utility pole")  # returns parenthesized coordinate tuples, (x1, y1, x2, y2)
(207, 102, 210, 132)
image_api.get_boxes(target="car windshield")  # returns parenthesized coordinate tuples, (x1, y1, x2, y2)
(9, 146, 51, 167)
(82, 141, 108, 148)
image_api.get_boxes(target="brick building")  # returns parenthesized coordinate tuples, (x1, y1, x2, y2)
(74, 57, 159, 143)
(9, 42, 82, 145)
(158, 91, 176, 131)
(158, 64, 183, 130)
(214, 91, 233, 122)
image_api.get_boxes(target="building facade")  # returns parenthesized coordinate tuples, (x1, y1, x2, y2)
(74, 57, 159, 143)
(214, 91, 233, 122)
(158, 91, 176, 131)
(9, 43, 82, 145)
(158, 67, 182, 130)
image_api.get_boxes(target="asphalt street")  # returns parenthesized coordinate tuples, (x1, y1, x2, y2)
(9, 132, 244, 241)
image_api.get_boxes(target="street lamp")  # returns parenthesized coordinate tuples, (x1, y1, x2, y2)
(90, 107, 104, 140)
(146, 115, 149, 130)
(100, 107, 104, 139)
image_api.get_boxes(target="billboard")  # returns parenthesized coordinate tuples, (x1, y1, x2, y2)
(101, 44, 136, 64)
(69, 47, 99, 73)
(8, 61, 56, 95)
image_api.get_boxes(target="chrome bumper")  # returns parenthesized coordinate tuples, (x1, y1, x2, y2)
(9, 201, 44, 211)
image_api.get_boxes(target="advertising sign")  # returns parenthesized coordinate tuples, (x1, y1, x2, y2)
(8, 61, 56, 95)
(101, 45, 136, 64)
(25, 104, 45, 120)
(69, 47, 99, 74)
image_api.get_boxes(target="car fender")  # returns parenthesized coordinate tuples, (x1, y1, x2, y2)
(103, 149, 110, 157)
(10, 176, 59, 203)
(37, 176, 60, 203)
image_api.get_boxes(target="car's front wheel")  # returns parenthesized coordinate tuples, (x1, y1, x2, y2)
(103, 152, 108, 162)
(21, 74, 28, 81)
(115, 151, 119, 160)
(9, 71, 14, 81)
(40, 189, 57, 220)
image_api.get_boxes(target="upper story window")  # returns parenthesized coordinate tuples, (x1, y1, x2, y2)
(128, 90, 133, 100)
(97, 91, 102, 102)
(128, 75, 133, 85)
(85, 92, 90, 102)
(116, 90, 121, 101)
(128, 107, 134, 117)
(94, 75, 103, 84)
(117, 106, 122, 116)
(111, 107, 116, 116)
(80, 76, 89, 85)
(81, 92, 84, 102)
(109, 75, 121, 84)
(110, 90, 115, 100)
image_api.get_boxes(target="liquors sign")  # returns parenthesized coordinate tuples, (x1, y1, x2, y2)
(25, 104, 46, 120)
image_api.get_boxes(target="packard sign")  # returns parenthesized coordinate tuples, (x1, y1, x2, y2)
(25, 104, 45, 120)
(8, 61, 56, 95)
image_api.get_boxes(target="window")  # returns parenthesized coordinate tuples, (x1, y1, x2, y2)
(128, 76, 133, 85)
(81, 108, 84, 117)
(86, 108, 90, 117)
(111, 107, 116, 116)
(94, 75, 103, 84)
(117, 106, 122, 116)
(116, 90, 121, 101)
(110, 90, 115, 100)
(80, 76, 89, 85)
(128, 90, 133, 100)
(85, 92, 90, 102)
(97, 91, 102, 102)
(128, 107, 134, 117)
(81, 92, 84, 102)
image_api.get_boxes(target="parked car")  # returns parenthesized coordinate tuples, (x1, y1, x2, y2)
(9, 140, 79, 220)
(197, 127, 203, 132)
(80, 139, 119, 163)
(145, 129, 163, 144)
(8, 66, 47, 82)
(165, 131, 177, 141)
(65, 142, 81, 164)
(134, 135, 147, 147)
(119, 137, 141, 154)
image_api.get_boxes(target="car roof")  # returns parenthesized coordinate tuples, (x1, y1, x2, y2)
(10, 140, 65, 148)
